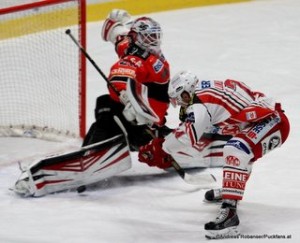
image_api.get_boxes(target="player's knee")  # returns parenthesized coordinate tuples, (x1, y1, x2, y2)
(223, 138, 254, 171)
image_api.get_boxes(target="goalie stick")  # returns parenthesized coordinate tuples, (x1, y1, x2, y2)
(65, 29, 120, 96)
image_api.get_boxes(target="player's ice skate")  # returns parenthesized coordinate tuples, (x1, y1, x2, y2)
(204, 200, 240, 239)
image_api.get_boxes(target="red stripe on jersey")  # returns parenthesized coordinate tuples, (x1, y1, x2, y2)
(225, 79, 253, 98)
(204, 152, 223, 158)
(185, 122, 197, 145)
(185, 122, 210, 151)
(214, 80, 224, 90)
(197, 89, 243, 114)
(204, 88, 248, 109)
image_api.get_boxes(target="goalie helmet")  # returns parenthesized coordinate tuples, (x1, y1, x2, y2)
(168, 71, 199, 107)
(130, 17, 162, 54)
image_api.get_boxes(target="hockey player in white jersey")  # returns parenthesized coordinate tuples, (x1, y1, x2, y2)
(138, 71, 290, 239)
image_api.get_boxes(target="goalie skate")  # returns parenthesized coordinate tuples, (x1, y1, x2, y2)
(12, 135, 131, 197)
(13, 171, 35, 197)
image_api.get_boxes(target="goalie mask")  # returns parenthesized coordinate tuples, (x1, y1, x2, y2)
(168, 71, 199, 107)
(130, 17, 162, 54)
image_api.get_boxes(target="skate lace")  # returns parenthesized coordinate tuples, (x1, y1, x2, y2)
(215, 207, 229, 224)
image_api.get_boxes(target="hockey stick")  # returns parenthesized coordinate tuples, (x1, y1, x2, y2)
(65, 29, 120, 96)
(171, 160, 216, 187)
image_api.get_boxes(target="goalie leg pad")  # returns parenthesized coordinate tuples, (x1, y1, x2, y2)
(13, 135, 131, 197)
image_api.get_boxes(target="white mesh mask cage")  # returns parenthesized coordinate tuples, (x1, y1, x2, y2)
(130, 17, 162, 53)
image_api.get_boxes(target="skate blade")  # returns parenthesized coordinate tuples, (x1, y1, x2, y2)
(205, 226, 240, 239)
(203, 198, 222, 204)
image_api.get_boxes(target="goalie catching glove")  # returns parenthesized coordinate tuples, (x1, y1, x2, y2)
(138, 137, 173, 169)
(101, 9, 133, 43)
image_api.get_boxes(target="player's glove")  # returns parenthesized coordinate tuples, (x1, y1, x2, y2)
(138, 138, 173, 169)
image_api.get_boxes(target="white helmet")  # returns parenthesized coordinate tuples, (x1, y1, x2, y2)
(130, 17, 162, 54)
(168, 71, 199, 107)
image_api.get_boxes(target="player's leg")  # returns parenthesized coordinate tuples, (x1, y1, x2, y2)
(204, 111, 290, 239)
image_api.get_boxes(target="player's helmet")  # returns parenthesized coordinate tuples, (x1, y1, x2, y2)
(130, 17, 162, 54)
(168, 71, 199, 107)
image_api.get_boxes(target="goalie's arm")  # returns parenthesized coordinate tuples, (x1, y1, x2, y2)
(122, 78, 161, 126)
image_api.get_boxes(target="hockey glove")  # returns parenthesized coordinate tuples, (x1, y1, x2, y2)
(101, 9, 132, 43)
(138, 138, 173, 169)
(108, 9, 131, 24)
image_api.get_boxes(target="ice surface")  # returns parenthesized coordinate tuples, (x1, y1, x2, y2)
(1, 0, 300, 242)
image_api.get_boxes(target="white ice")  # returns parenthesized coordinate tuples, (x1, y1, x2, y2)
(1, 0, 300, 242)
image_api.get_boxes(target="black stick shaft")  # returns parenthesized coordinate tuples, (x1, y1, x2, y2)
(65, 29, 120, 96)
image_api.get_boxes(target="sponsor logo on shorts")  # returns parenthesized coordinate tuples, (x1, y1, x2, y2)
(246, 116, 280, 143)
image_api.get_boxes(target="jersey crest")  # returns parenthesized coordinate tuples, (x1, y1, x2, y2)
(153, 59, 163, 73)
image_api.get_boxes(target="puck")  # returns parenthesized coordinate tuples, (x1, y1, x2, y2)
(76, 185, 86, 193)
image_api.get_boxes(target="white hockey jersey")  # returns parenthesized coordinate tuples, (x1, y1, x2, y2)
(175, 79, 275, 150)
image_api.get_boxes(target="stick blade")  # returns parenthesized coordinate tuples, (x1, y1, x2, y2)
(183, 173, 217, 188)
